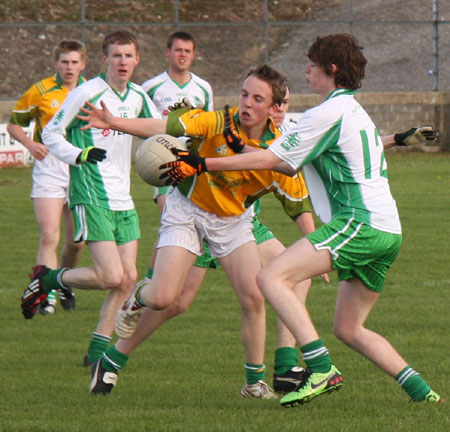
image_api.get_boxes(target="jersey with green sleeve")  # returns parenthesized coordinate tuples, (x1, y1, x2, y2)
(168, 107, 309, 219)
(9, 73, 86, 143)
(269, 89, 401, 234)
(142, 71, 214, 118)
(42, 74, 161, 211)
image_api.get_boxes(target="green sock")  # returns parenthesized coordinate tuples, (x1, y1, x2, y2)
(42, 268, 67, 293)
(274, 347, 298, 375)
(397, 366, 431, 401)
(87, 332, 112, 364)
(245, 363, 265, 384)
(46, 290, 57, 305)
(300, 339, 332, 373)
(102, 345, 129, 373)
(145, 267, 153, 279)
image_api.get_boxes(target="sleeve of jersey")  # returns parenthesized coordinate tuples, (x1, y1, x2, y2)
(9, 84, 40, 126)
(166, 109, 220, 138)
(271, 173, 311, 221)
(269, 105, 341, 170)
(205, 84, 214, 111)
(137, 88, 161, 120)
(41, 86, 89, 165)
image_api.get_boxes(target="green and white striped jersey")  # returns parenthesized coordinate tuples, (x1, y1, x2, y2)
(42, 74, 160, 211)
(142, 71, 214, 118)
(269, 89, 401, 234)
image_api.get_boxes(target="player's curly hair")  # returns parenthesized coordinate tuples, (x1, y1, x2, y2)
(102, 30, 140, 56)
(245, 65, 288, 106)
(307, 33, 367, 90)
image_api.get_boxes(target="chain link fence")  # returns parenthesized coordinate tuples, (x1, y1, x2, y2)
(1, 0, 449, 100)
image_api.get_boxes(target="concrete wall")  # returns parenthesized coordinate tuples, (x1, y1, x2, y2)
(2, 91, 449, 151)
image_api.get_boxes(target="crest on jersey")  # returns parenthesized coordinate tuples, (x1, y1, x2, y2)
(216, 144, 228, 155)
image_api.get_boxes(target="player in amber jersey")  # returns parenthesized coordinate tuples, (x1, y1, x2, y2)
(78, 64, 307, 399)
(8, 39, 87, 314)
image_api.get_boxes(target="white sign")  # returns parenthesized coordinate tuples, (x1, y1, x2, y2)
(0, 122, 34, 167)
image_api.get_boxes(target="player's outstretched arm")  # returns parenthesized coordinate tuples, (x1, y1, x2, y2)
(159, 147, 292, 186)
(382, 125, 439, 149)
(78, 100, 167, 137)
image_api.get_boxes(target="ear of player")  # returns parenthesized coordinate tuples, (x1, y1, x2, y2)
(76, 146, 107, 164)
(159, 148, 207, 185)
(223, 105, 245, 153)
(394, 125, 439, 146)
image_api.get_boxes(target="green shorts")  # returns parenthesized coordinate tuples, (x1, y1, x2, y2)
(307, 217, 402, 292)
(194, 242, 220, 269)
(252, 216, 275, 245)
(72, 204, 140, 245)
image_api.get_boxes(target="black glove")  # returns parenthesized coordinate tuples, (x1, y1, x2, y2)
(394, 126, 439, 146)
(168, 97, 193, 112)
(76, 146, 107, 164)
(223, 105, 245, 153)
(159, 148, 207, 186)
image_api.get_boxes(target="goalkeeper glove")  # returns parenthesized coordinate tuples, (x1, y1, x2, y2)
(223, 105, 245, 153)
(168, 97, 193, 112)
(76, 146, 107, 164)
(159, 148, 207, 186)
(168, 97, 205, 112)
(394, 125, 439, 146)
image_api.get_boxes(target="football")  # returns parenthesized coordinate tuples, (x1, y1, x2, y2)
(135, 134, 186, 187)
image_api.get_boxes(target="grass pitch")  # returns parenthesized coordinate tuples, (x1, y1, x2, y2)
(0, 152, 449, 431)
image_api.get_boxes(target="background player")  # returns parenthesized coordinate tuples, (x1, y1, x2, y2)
(8, 40, 86, 314)
(140, 30, 216, 299)
(20, 31, 161, 370)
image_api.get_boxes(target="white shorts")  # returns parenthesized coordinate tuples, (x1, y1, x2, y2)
(157, 187, 254, 258)
(31, 153, 70, 199)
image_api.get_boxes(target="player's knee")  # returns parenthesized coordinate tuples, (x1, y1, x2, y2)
(147, 290, 177, 311)
(256, 266, 273, 295)
(40, 229, 60, 250)
(333, 321, 359, 346)
(239, 288, 265, 313)
(100, 268, 124, 290)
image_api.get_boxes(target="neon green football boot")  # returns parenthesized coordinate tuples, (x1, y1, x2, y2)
(280, 365, 343, 407)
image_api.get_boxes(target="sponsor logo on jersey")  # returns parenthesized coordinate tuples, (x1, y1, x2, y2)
(102, 128, 111, 137)
(52, 110, 65, 125)
(280, 133, 300, 151)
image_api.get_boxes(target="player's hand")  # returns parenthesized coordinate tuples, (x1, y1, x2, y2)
(159, 148, 207, 185)
(394, 125, 439, 146)
(29, 141, 49, 161)
(223, 105, 245, 153)
(76, 146, 107, 164)
(168, 97, 193, 112)
(77, 100, 114, 131)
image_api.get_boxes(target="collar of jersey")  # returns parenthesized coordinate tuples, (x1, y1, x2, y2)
(54, 73, 85, 88)
(98, 73, 131, 101)
(326, 88, 355, 101)
(166, 70, 192, 89)
(234, 110, 277, 149)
